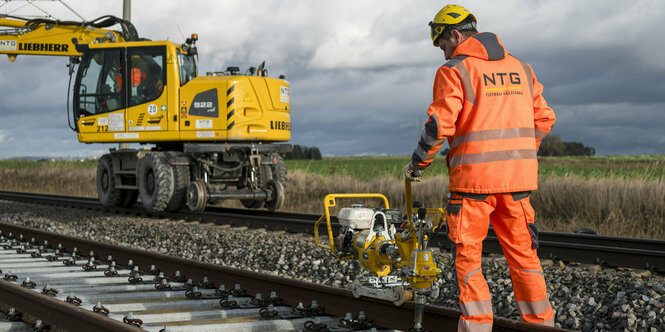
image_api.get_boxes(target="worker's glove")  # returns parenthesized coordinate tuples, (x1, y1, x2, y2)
(404, 162, 423, 182)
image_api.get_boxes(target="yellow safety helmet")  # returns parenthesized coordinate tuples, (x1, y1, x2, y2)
(428, 4, 476, 46)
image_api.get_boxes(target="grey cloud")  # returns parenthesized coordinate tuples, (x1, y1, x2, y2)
(1, 0, 664, 158)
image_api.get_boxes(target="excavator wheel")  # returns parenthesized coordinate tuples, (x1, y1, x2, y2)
(240, 199, 265, 209)
(121, 190, 139, 208)
(138, 153, 174, 212)
(166, 164, 190, 211)
(186, 180, 207, 211)
(264, 180, 285, 211)
(96, 154, 123, 207)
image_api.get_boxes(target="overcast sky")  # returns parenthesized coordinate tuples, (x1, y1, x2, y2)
(1, 0, 664, 158)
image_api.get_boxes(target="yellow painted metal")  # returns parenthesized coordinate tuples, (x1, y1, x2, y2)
(0, 17, 25, 28)
(314, 193, 390, 252)
(0, 16, 125, 58)
(316, 181, 447, 293)
(1, 18, 291, 146)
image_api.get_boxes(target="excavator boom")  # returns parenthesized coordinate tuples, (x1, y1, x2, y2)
(0, 14, 135, 60)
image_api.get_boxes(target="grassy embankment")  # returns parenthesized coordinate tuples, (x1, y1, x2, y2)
(1, 156, 664, 239)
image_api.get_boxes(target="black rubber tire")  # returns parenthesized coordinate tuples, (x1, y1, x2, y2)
(240, 198, 264, 209)
(96, 154, 123, 207)
(138, 153, 174, 212)
(121, 190, 139, 207)
(270, 153, 287, 190)
(166, 164, 190, 211)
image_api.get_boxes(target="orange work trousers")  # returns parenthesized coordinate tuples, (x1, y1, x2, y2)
(446, 192, 555, 331)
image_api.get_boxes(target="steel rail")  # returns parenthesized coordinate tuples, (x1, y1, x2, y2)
(1, 190, 664, 273)
(0, 222, 568, 332)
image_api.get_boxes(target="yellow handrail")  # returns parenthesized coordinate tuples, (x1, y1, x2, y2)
(314, 193, 390, 253)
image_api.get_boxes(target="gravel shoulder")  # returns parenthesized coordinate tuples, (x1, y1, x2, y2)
(1, 200, 664, 331)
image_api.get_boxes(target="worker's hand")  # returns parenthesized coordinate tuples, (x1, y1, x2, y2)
(404, 162, 423, 182)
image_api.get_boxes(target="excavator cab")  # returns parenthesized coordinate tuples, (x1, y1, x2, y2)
(74, 45, 169, 134)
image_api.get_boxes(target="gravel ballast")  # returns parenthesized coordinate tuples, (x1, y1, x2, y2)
(1, 200, 664, 331)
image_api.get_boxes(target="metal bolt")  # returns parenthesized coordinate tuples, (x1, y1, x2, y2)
(270, 291, 278, 299)
(358, 311, 366, 321)
(234, 283, 241, 290)
(344, 313, 352, 320)
(107, 255, 113, 262)
(311, 300, 319, 309)
(255, 293, 262, 300)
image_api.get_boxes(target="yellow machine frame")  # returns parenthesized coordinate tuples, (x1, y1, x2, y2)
(314, 179, 446, 291)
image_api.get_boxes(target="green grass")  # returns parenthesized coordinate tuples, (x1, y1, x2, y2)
(285, 155, 665, 181)
(2, 155, 664, 181)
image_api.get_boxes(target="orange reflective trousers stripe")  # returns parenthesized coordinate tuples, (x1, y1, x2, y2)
(446, 192, 554, 330)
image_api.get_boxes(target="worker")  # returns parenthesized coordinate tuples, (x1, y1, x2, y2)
(404, 4, 556, 331)
(112, 55, 148, 94)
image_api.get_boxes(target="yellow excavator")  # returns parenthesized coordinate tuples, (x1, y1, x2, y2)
(0, 11, 290, 212)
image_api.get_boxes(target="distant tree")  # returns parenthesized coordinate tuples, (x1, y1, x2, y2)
(538, 135, 565, 156)
(538, 135, 595, 156)
(284, 145, 323, 160)
(563, 142, 595, 156)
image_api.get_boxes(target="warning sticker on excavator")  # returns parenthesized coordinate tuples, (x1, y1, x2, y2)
(196, 119, 212, 129)
(97, 117, 108, 126)
(0, 40, 17, 51)
(108, 113, 124, 132)
(280, 86, 290, 103)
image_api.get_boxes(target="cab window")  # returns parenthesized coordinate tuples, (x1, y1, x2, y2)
(77, 49, 124, 115)
(177, 51, 197, 85)
(128, 48, 165, 107)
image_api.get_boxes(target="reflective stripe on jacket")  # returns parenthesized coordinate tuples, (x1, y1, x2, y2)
(411, 32, 555, 193)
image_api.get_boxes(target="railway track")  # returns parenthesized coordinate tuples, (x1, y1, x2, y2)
(0, 222, 567, 332)
(1, 190, 664, 273)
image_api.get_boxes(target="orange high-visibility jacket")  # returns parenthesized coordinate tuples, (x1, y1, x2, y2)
(412, 32, 555, 193)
